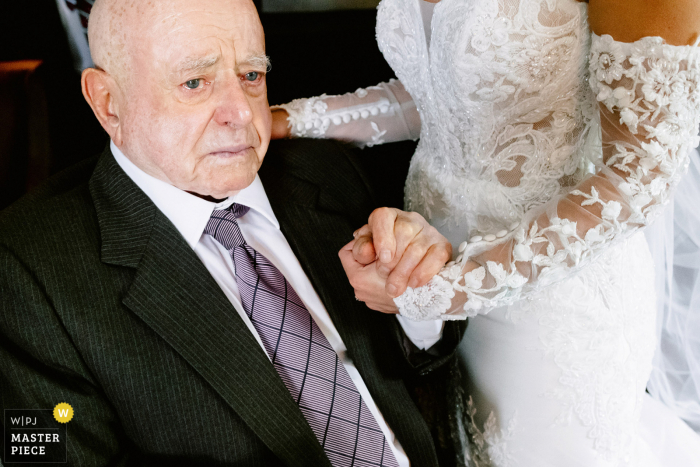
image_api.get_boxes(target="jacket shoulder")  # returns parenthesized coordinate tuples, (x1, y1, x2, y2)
(0, 156, 100, 254)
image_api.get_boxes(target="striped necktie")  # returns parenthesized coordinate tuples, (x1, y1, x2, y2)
(205, 203, 399, 467)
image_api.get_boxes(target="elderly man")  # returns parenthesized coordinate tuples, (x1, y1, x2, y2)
(0, 0, 463, 465)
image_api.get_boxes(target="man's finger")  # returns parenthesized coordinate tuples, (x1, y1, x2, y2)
(353, 224, 371, 239)
(352, 234, 377, 265)
(341, 239, 356, 252)
(361, 302, 399, 314)
(368, 207, 398, 264)
(339, 241, 363, 278)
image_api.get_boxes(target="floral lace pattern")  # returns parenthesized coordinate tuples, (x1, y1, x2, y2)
(277, 95, 331, 137)
(375, 2, 700, 463)
(393, 275, 456, 321)
(393, 32, 700, 320)
(502, 232, 658, 462)
(276, 1, 700, 463)
(464, 397, 518, 467)
(281, 92, 392, 138)
(274, 80, 420, 148)
(378, 0, 596, 230)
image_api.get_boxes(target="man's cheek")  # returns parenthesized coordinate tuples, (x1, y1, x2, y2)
(254, 100, 273, 154)
(260, 108, 272, 139)
(156, 114, 201, 154)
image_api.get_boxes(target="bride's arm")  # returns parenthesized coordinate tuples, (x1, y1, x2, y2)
(387, 1, 700, 320)
(270, 79, 421, 148)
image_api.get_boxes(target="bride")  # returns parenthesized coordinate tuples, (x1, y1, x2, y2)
(271, 0, 700, 465)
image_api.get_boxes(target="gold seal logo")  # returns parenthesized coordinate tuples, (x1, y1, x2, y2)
(53, 403, 73, 423)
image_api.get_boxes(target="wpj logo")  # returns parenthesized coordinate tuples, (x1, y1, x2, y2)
(3, 408, 68, 463)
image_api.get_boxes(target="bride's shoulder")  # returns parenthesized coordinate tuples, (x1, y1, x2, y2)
(588, 0, 700, 46)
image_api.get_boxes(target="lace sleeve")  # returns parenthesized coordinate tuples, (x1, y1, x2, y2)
(395, 33, 700, 321)
(272, 79, 420, 148)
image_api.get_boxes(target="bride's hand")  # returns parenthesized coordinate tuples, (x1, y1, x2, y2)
(349, 208, 452, 298)
(270, 108, 291, 139)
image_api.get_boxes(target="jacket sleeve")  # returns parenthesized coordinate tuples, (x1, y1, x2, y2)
(390, 318, 467, 377)
(0, 244, 139, 466)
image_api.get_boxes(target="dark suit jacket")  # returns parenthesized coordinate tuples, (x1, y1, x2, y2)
(0, 139, 464, 466)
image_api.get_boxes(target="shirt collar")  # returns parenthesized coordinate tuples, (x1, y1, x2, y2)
(110, 140, 280, 249)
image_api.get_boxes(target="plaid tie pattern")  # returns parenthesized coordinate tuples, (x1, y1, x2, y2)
(205, 204, 399, 467)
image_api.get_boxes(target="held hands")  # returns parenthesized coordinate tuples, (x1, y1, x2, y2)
(338, 208, 452, 314)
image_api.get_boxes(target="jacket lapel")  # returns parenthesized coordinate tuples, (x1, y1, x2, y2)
(269, 187, 406, 390)
(259, 141, 397, 378)
(259, 140, 440, 467)
(89, 148, 330, 467)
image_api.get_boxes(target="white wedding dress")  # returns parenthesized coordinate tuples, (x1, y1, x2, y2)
(276, 0, 700, 465)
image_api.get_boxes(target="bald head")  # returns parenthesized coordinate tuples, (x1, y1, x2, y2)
(87, 0, 142, 84)
(81, 0, 271, 199)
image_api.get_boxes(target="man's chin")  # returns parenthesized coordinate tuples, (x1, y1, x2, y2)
(187, 175, 257, 201)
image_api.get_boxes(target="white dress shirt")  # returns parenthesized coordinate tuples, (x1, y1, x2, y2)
(112, 142, 445, 466)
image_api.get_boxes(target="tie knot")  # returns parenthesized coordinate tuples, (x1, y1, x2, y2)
(204, 203, 250, 250)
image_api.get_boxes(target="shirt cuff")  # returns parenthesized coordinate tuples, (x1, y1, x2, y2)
(395, 315, 445, 350)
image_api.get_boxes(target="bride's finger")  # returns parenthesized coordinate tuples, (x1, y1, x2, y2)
(376, 222, 416, 280)
(407, 243, 452, 289)
(368, 207, 399, 264)
(389, 211, 425, 264)
(385, 238, 430, 297)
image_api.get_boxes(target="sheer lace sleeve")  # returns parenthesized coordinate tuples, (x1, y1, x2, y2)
(395, 33, 700, 321)
(272, 79, 420, 148)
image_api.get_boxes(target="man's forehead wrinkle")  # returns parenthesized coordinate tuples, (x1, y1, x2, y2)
(90, 0, 265, 84)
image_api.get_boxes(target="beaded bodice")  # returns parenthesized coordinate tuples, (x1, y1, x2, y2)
(277, 3, 700, 462)
(279, 0, 700, 319)
(377, 0, 595, 236)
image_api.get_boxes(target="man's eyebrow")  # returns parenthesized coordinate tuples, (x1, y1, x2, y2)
(173, 56, 220, 76)
(239, 53, 271, 71)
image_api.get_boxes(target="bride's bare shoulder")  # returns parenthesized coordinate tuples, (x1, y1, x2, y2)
(588, 0, 700, 46)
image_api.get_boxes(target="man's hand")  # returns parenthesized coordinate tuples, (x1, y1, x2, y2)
(338, 240, 399, 313)
(351, 208, 452, 299)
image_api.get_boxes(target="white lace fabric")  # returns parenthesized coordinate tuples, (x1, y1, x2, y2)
(396, 33, 700, 320)
(274, 28, 700, 322)
(274, 79, 420, 148)
(274, 0, 700, 461)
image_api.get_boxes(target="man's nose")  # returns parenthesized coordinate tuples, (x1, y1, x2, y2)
(213, 77, 254, 128)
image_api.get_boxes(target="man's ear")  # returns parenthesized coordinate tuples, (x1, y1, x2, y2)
(81, 68, 123, 145)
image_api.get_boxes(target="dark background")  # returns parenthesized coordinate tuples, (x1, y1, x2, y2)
(0, 0, 415, 210)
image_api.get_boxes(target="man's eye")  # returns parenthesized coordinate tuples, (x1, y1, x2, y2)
(244, 71, 260, 82)
(184, 79, 201, 89)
